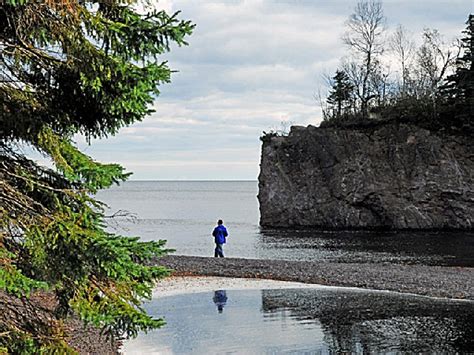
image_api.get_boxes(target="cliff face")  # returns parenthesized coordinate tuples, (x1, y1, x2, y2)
(258, 124, 474, 229)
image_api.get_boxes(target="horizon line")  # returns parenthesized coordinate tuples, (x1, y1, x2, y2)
(125, 179, 258, 182)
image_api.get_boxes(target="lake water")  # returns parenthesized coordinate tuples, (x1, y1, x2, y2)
(97, 181, 474, 266)
(123, 288, 474, 354)
(103, 181, 474, 354)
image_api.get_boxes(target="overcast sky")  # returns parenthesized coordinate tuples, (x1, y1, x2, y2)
(76, 0, 472, 180)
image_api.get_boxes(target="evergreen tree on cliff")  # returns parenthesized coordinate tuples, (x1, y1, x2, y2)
(0, 1, 194, 352)
(440, 14, 474, 129)
(326, 70, 354, 119)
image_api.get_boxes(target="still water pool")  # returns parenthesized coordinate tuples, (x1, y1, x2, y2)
(123, 288, 474, 354)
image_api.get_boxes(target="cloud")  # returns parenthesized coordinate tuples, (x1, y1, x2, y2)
(76, 0, 472, 180)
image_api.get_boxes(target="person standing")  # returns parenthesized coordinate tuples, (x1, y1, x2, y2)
(212, 219, 228, 257)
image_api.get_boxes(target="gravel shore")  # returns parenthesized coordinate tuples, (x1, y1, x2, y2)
(157, 255, 474, 300)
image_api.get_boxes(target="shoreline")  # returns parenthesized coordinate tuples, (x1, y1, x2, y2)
(151, 276, 321, 297)
(151, 275, 474, 303)
(156, 255, 474, 300)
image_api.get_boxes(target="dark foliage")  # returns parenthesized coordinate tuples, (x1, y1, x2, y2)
(439, 14, 474, 130)
(323, 13, 473, 134)
(0, 1, 194, 352)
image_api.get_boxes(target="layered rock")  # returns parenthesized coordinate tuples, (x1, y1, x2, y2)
(258, 123, 474, 229)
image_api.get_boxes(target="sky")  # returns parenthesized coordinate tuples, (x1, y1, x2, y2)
(74, 0, 472, 180)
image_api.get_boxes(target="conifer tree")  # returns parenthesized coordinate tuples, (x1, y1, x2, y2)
(0, 1, 194, 352)
(440, 14, 474, 128)
(326, 70, 354, 118)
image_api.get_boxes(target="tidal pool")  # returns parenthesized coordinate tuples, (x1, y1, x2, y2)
(123, 288, 474, 354)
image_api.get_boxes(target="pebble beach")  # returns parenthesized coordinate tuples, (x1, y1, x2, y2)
(157, 255, 474, 300)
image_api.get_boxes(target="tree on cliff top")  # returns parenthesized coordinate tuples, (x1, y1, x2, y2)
(342, 0, 386, 117)
(326, 70, 354, 119)
(322, 3, 470, 131)
(440, 14, 474, 129)
(0, 1, 194, 352)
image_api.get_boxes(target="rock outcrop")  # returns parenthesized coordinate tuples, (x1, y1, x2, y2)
(258, 123, 474, 229)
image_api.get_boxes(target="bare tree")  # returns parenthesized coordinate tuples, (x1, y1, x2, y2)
(341, 58, 365, 114)
(389, 24, 415, 95)
(343, 0, 386, 117)
(369, 59, 391, 107)
(415, 28, 459, 115)
(315, 71, 338, 120)
(315, 86, 330, 120)
(417, 29, 457, 93)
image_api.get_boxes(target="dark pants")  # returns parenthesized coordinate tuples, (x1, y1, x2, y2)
(214, 243, 224, 257)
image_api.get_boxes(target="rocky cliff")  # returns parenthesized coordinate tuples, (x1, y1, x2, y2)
(258, 123, 474, 229)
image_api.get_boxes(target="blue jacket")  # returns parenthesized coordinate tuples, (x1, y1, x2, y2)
(212, 225, 228, 244)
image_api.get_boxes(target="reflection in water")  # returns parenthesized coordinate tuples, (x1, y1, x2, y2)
(123, 288, 474, 354)
(262, 289, 474, 353)
(213, 290, 227, 313)
(257, 229, 474, 266)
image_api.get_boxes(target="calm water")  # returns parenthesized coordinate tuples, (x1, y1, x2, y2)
(97, 181, 474, 266)
(109, 181, 474, 354)
(123, 288, 474, 354)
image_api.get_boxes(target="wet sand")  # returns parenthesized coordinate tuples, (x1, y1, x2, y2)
(151, 275, 474, 303)
(152, 276, 321, 297)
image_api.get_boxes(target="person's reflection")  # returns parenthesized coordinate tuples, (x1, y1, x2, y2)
(213, 290, 228, 313)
